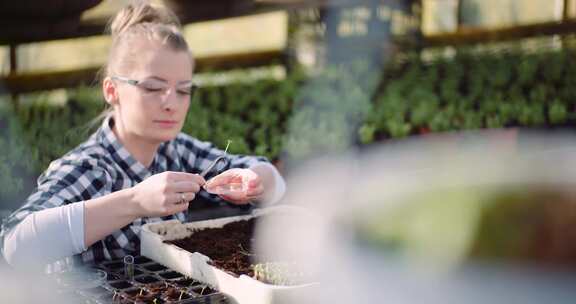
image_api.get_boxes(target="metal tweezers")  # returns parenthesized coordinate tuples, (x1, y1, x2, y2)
(200, 155, 228, 178)
(200, 140, 232, 178)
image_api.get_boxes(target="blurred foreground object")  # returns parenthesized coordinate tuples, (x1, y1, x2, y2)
(257, 130, 576, 304)
(0, 265, 76, 303)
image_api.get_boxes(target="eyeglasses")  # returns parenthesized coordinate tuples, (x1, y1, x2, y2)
(112, 75, 198, 97)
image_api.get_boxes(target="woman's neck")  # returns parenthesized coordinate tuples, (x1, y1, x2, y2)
(112, 120, 158, 168)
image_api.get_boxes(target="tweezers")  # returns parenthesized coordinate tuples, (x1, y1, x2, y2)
(200, 155, 228, 178)
(200, 140, 232, 178)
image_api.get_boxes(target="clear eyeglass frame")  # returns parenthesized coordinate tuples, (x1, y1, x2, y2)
(111, 75, 198, 97)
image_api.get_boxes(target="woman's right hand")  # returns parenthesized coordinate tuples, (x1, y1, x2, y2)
(130, 171, 205, 217)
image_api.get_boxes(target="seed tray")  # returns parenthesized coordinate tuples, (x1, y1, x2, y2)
(141, 207, 316, 304)
(55, 256, 230, 304)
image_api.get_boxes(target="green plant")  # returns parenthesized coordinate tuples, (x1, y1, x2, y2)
(548, 100, 568, 124)
(358, 123, 376, 144)
(252, 262, 309, 286)
(3, 47, 576, 207)
(284, 61, 377, 160)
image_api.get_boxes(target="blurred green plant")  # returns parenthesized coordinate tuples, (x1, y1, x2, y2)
(284, 61, 378, 161)
(2, 48, 576, 205)
(366, 48, 576, 141)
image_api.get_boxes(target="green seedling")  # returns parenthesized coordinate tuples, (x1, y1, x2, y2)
(252, 262, 309, 286)
(237, 244, 253, 257)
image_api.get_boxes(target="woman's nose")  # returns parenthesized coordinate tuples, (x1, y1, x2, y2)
(160, 88, 179, 111)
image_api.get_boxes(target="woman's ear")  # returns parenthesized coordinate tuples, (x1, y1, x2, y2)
(103, 77, 119, 106)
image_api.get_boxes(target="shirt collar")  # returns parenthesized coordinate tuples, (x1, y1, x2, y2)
(97, 116, 153, 182)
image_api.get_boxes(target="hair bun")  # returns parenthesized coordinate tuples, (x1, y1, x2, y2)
(108, 0, 181, 38)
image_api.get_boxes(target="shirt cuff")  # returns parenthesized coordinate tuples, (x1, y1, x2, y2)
(250, 162, 286, 205)
(68, 201, 86, 253)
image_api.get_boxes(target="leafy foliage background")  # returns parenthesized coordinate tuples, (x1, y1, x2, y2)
(2, 48, 576, 208)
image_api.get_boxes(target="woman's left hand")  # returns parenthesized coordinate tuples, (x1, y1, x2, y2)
(204, 168, 264, 204)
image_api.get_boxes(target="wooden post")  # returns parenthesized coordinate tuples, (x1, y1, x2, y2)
(562, 0, 569, 48)
(284, 10, 299, 75)
(456, 0, 462, 31)
(413, 0, 424, 53)
(9, 44, 19, 109)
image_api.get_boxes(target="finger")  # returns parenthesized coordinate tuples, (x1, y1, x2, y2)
(172, 192, 196, 205)
(246, 184, 264, 198)
(205, 174, 234, 187)
(192, 174, 206, 185)
(220, 194, 233, 201)
(171, 181, 201, 194)
(168, 172, 206, 184)
(247, 176, 261, 188)
(220, 190, 247, 201)
(176, 201, 190, 213)
(220, 194, 250, 205)
(184, 192, 196, 202)
(166, 201, 189, 215)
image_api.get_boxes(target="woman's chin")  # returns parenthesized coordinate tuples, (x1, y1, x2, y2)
(149, 130, 179, 143)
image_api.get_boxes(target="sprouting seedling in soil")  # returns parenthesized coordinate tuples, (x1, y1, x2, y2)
(200, 285, 207, 296)
(153, 299, 157, 304)
(178, 290, 185, 301)
(139, 287, 145, 296)
(238, 244, 253, 256)
(112, 291, 118, 302)
(224, 139, 231, 154)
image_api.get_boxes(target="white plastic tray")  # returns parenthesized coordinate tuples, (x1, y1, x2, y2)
(140, 207, 315, 304)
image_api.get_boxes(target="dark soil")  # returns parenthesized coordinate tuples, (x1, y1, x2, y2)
(113, 282, 192, 303)
(196, 286, 218, 296)
(127, 289, 158, 303)
(166, 219, 256, 277)
(164, 287, 190, 301)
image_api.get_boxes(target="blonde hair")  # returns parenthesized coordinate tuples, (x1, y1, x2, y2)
(105, 0, 191, 77)
(92, 1, 192, 125)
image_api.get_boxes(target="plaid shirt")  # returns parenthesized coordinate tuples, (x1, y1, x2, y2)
(1, 117, 268, 265)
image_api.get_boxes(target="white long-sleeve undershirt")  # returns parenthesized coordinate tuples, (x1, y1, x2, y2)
(2, 201, 85, 271)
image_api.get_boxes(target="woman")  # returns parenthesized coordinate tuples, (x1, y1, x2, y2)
(0, 2, 285, 271)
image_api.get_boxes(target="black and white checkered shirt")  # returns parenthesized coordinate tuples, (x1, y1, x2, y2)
(1, 117, 268, 264)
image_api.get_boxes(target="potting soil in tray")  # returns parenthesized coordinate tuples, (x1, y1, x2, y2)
(54, 256, 230, 304)
(165, 218, 257, 278)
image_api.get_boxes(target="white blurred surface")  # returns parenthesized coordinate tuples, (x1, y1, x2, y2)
(257, 131, 576, 304)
